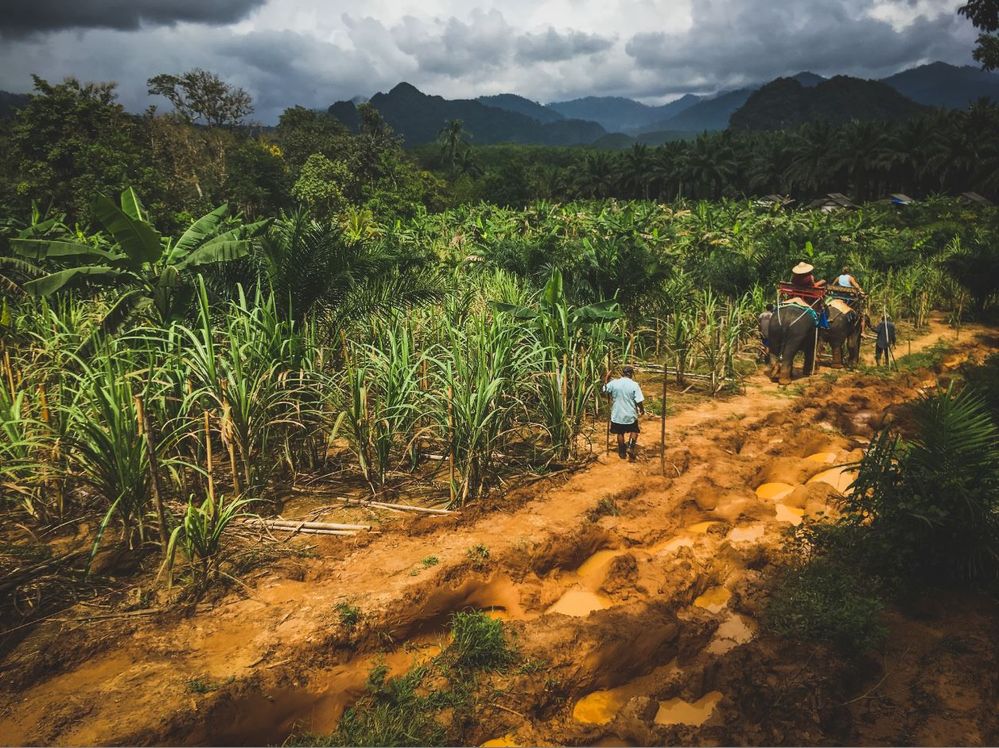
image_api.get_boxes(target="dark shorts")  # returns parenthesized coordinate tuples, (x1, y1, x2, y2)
(610, 420, 640, 434)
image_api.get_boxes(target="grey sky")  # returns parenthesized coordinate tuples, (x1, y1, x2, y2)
(0, 0, 977, 123)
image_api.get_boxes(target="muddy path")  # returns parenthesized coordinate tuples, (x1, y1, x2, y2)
(1, 319, 996, 746)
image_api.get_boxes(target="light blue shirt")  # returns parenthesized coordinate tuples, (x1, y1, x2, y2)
(602, 377, 645, 425)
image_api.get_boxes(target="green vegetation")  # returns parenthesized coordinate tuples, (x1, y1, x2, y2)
(446, 610, 515, 671)
(765, 558, 887, 653)
(335, 602, 362, 630)
(465, 545, 491, 570)
(1, 61, 997, 642)
(587, 496, 621, 521)
(767, 378, 999, 654)
(295, 611, 515, 746)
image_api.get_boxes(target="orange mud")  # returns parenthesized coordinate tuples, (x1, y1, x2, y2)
(1, 318, 998, 747)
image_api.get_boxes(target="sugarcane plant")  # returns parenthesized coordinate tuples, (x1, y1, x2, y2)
(493, 269, 621, 461)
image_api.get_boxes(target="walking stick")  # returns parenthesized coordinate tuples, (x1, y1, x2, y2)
(604, 357, 612, 456)
(659, 368, 668, 476)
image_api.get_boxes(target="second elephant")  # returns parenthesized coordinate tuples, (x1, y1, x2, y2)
(768, 302, 820, 384)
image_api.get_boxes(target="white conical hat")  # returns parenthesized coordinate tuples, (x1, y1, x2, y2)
(792, 262, 814, 275)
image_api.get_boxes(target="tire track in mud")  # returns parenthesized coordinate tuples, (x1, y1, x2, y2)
(0, 321, 992, 746)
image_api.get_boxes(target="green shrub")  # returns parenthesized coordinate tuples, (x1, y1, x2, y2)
(335, 601, 362, 630)
(448, 610, 514, 671)
(764, 558, 886, 653)
(846, 387, 999, 583)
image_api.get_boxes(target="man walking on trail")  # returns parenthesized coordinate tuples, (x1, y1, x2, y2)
(603, 365, 645, 461)
(875, 315, 896, 367)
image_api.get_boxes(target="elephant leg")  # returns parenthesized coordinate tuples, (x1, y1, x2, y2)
(767, 352, 779, 381)
(778, 352, 794, 385)
(803, 331, 818, 376)
(848, 330, 862, 367)
(831, 343, 844, 368)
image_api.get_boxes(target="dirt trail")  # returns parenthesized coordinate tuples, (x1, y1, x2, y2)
(1, 318, 996, 747)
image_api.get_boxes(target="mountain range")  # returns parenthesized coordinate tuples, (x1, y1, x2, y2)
(325, 63, 999, 147)
(1, 62, 996, 146)
(328, 82, 606, 147)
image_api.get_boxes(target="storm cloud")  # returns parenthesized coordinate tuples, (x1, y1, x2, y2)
(0, 0, 979, 123)
(625, 0, 974, 90)
(515, 28, 615, 63)
(0, 0, 267, 38)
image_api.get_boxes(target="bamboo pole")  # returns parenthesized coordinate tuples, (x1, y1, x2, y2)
(604, 353, 612, 456)
(135, 395, 169, 549)
(659, 370, 668, 476)
(350, 499, 455, 515)
(254, 519, 371, 531)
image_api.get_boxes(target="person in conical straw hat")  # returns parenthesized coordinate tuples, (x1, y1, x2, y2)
(791, 261, 826, 290)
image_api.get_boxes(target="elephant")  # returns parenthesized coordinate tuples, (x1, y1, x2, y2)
(767, 302, 820, 385)
(821, 298, 863, 368)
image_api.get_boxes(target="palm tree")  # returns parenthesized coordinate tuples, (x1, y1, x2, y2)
(618, 143, 652, 199)
(683, 135, 735, 199)
(785, 121, 838, 196)
(571, 152, 615, 198)
(833, 120, 890, 201)
(650, 142, 688, 200)
(438, 120, 468, 171)
(256, 210, 445, 328)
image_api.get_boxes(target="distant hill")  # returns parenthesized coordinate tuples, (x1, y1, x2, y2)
(643, 88, 756, 133)
(790, 71, 826, 88)
(730, 75, 927, 130)
(476, 94, 564, 123)
(328, 83, 606, 147)
(0, 91, 30, 118)
(880, 62, 999, 109)
(547, 94, 700, 133)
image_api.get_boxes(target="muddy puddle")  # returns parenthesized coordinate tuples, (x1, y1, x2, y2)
(693, 586, 731, 614)
(774, 504, 805, 524)
(755, 482, 794, 501)
(726, 524, 765, 544)
(807, 466, 857, 493)
(654, 691, 724, 726)
(572, 662, 684, 725)
(547, 586, 612, 617)
(705, 613, 755, 655)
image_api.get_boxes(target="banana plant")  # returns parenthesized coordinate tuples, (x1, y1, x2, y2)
(11, 187, 268, 349)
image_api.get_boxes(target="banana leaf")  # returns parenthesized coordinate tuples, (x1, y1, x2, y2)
(11, 239, 121, 262)
(22, 266, 123, 297)
(93, 195, 162, 267)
